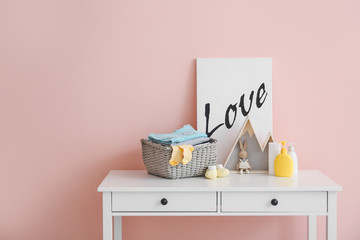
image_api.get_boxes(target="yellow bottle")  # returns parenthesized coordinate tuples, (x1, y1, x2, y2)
(274, 141, 294, 177)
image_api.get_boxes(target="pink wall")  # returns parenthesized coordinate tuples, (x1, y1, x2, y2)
(1, 0, 359, 239)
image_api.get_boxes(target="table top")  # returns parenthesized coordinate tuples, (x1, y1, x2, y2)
(98, 170, 342, 192)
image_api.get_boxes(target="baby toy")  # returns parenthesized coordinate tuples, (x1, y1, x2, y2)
(236, 140, 252, 174)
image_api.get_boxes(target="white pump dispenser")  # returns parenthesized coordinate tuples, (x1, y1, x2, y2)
(288, 142, 298, 176)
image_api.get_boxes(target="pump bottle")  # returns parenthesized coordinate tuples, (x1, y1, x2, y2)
(274, 141, 294, 177)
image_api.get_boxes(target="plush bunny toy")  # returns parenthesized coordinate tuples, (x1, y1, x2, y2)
(236, 140, 252, 174)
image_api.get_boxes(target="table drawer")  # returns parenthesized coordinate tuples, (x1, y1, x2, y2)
(112, 191, 217, 212)
(222, 191, 327, 213)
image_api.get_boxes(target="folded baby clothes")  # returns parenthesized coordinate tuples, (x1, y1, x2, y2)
(148, 124, 207, 145)
(169, 145, 194, 166)
(172, 137, 210, 146)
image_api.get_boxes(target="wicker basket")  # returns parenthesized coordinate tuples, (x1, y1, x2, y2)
(141, 138, 217, 179)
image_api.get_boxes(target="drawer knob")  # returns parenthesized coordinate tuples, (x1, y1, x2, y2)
(271, 199, 278, 206)
(160, 198, 168, 205)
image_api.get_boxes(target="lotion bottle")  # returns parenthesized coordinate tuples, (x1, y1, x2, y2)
(274, 141, 294, 177)
(288, 143, 298, 176)
(268, 142, 281, 175)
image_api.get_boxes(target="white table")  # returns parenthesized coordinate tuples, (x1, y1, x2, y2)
(98, 170, 342, 240)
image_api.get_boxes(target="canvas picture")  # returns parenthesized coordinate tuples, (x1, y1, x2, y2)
(196, 58, 273, 167)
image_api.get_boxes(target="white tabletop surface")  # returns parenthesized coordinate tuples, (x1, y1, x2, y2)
(98, 170, 342, 192)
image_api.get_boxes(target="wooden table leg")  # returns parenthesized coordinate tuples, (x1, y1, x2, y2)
(103, 192, 113, 240)
(308, 215, 317, 240)
(114, 216, 122, 240)
(327, 192, 337, 240)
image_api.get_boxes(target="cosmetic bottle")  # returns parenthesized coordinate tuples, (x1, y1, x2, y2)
(288, 143, 298, 176)
(274, 141, 294, 177)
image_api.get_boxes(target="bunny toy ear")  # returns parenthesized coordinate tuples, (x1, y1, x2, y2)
(244, 140, 247, 150)
(239, 140, 244, 150)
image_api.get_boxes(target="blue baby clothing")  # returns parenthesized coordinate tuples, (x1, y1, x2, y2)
(148, 125, 207, 145)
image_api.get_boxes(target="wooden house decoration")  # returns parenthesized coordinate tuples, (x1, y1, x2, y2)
(224, 116, 274, 173)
